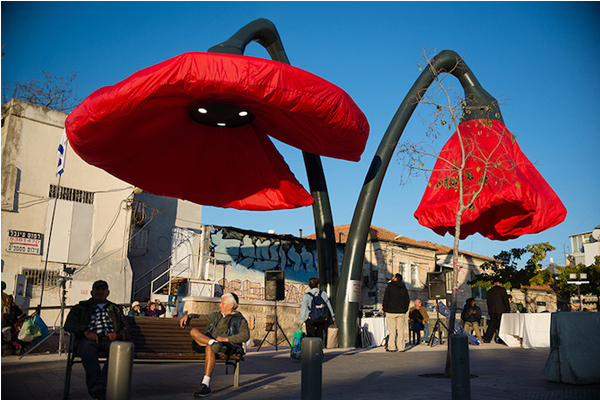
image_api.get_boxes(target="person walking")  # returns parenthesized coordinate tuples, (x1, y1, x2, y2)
(483, 280, 509, 343)
(299, 277, 335, 342)
(383, 273, 410, 352)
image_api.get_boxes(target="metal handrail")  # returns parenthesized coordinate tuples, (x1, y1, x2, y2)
(150, 266, 190, 297)
(149, 254, 192, 298)
(132, 258, 171, 299)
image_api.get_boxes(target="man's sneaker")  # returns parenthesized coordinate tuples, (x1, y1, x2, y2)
(194, 384, 211, 397)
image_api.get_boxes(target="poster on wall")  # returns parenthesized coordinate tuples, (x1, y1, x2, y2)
(6, 230, 43, 255)
(347, 280, 361, 302)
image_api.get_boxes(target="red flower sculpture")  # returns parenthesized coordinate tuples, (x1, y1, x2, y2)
(66, 52, 369, 210)
(414, 119, 566, 240)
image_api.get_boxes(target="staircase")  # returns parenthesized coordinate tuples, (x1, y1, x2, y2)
(157, 277, 188, 296)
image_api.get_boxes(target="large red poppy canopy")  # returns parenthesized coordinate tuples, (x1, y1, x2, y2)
(414, 119, 566, 240)
(65, 52, 369, 210)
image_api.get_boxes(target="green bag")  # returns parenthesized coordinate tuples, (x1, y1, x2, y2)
(290, 327, 304, 359)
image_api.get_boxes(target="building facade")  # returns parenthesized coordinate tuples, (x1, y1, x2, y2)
(2, 100, 135, 325)
(567, 226, 600, 267)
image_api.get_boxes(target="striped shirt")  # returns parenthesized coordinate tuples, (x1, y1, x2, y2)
(88, 303, 115, 337)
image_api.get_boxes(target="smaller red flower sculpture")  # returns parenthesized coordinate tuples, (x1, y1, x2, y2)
(66, 52, 369, 211)
(414, 119, 567, 240)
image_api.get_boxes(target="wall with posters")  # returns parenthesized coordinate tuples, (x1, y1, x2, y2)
(205, 226, 328, 303)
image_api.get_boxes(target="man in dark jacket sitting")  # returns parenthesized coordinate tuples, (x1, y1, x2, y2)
(461, 298, 483, 341)
(65, 280, 132, 400)
(180, 293, 250, 398)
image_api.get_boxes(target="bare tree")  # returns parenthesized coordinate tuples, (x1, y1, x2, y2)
(2, 70, 80, 113)
(398, 51, 517, 308)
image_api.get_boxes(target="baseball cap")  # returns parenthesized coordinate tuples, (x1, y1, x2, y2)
(92, 280, 109, 290)
(132, 301, 140, 307)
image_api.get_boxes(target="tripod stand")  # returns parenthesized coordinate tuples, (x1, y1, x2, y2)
(428, 298, 448, 347)
(256, 300, 290, 351)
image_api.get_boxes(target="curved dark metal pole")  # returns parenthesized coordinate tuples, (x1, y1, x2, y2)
(209, 19, 339, 303)
(335, 50, 503, 348)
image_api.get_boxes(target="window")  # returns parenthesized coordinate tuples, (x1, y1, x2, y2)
(571, 235, 584, 254)
(402, 263, 410, 284)
(471, 271, 481, 298)
(49, 184, 94, 204)
(371, 269, 379, 286)
(22, 268, 60, 288)
(411, 264, 419, 286)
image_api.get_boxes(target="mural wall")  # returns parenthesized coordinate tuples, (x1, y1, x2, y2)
(206, 226, 328, 303)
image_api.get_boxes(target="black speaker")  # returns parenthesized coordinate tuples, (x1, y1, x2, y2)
(264, 270, 285, 301)
(427, 272, 446, 300)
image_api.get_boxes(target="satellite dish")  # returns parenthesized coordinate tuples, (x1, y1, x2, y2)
(591, 229, 600, 242)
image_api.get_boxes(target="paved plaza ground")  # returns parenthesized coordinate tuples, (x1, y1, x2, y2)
(2, 341, 600, 400)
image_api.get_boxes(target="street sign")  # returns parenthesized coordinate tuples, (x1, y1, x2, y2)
(6, 230, 43, 255)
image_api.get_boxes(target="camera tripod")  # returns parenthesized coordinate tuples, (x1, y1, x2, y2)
(428, 298, 448, 347)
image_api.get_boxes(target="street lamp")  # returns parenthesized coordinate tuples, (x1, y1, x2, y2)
(336, 50, 503, 348)
(65, 19, 369, 306)
(335, 50, 566, 348)
(567, 273, 589, 311)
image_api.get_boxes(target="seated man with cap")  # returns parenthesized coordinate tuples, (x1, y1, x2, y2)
(180, 292, 249, 398)
(128, 301, 144, 316)
(65, 280, 132, 400)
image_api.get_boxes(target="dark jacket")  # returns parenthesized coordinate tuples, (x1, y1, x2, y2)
(409, 306, 429, 323)
(486, 285, 510, 315)
(383, 280, 410, 313)
(65, 298, 132, 348)
(461, 304, 482, 323)
(192, 311, 250, 354)
(127, 309, 144, 317)
(145, 307, 165, 317)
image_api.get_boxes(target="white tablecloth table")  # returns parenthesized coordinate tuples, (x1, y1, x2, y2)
(498, 313, 551, 349)
(360, 317, 388, 347)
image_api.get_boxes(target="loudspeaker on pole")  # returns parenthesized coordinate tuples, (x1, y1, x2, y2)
(265, 270, 285, 301)
(427, 271, 446, 300)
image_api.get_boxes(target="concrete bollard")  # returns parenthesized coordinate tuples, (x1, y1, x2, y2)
(301, 337, 322, 400)
(106, 341, 134, 400)
(451, 334, 471, 400)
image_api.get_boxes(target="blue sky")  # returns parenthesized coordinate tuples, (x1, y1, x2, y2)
(2, 2, 599, 266)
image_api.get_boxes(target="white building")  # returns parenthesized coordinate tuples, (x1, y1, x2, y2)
(2, 100, 137, 325)
(2, 100, 204, 325)
(567, 226, 600, 267)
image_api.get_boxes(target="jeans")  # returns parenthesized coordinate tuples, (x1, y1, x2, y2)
(77, 338, 112, 396)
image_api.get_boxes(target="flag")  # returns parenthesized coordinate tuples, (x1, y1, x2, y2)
(56, 129, 68, 176)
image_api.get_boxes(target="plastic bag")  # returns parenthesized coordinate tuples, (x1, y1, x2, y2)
(327, 323, 339, 349)
(17, 318, 35, 342)
(16, 314, 48, 343)
(31, 314, 49, 344)
(290, 327, 304, 359)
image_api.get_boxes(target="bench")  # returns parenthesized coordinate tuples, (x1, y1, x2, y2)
(63, 316, 243, 399)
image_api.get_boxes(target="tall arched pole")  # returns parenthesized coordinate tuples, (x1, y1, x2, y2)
(335, 50, 503, 348)
(209, 19, 340, 304)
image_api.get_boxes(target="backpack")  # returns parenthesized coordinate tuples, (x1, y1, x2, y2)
(308, 291, 329, 321)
